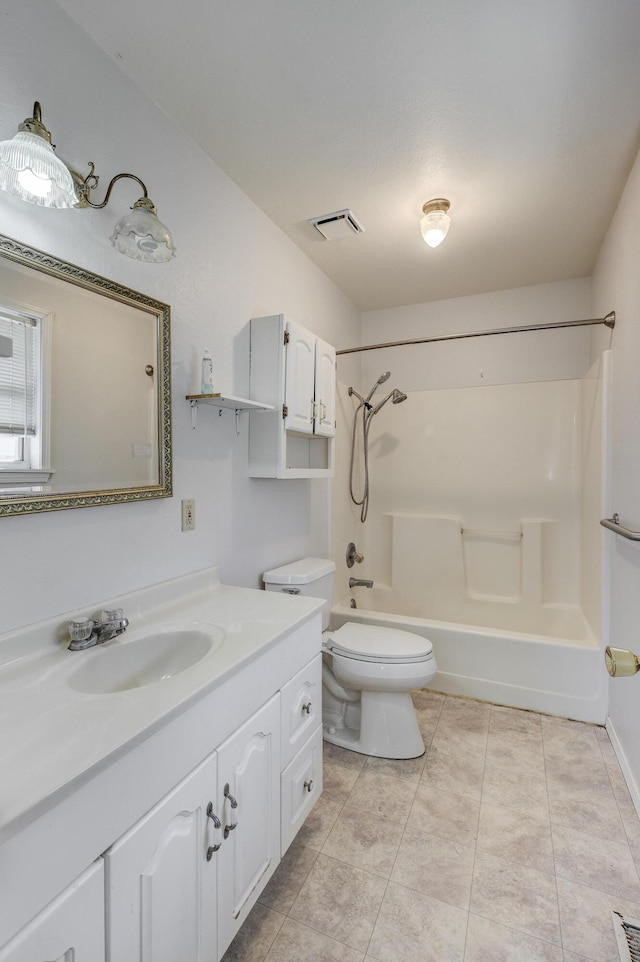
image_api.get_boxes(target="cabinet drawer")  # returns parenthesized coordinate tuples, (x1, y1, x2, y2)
(280, 655, 322, 768)
(280, 725, 323, 856)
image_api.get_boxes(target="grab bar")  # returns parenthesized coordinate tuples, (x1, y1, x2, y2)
(460, 527, 522, 540)
(600, 514, 640, 541)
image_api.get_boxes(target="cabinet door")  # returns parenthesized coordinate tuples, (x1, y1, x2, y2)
(105, 753, 219, 962)
(0, 861, 104, 962)
(216, 695, 281, 957)
(284, 321, 316, 435)
(314, 336, 336, 437)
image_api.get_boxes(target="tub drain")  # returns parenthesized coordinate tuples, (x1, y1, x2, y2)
(612, 911, 640, 961)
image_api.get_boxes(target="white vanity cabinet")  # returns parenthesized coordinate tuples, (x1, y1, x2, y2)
(0, 861, 105, 962)
(104, 696, 288, 961)
(279, 655, 323, 854)
(0, 573, 323, 962)
(104, 754, 218, 962)
(249, 314, 336, 477)
(216, 694, 280, 957)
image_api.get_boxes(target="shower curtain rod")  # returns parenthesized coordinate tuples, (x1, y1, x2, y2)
(336, 311, 616, 356)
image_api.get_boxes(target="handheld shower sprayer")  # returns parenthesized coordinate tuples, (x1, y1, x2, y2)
(366, 371, 391, 402)
(348, 372, 391, 410)
(348, 372, 407, 522)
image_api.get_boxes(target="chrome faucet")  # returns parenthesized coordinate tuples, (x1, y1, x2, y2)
(349, 577, 373, 589)
(68, 608, 129, 650)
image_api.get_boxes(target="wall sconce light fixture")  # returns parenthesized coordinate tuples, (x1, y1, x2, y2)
(0, 102, 176, 263)
(420, 198, 451, 249)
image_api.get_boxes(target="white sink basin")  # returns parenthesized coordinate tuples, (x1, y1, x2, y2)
(68, 629, 219, 694)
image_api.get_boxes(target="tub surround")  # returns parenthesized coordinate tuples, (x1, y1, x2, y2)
(332, 604, 605, 724)
(0, 567, 323, 955)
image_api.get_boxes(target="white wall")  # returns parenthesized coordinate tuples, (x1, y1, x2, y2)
(592, 144, 640, 804)
(0, 2, 360, 634)
(360, 278, 593, 392)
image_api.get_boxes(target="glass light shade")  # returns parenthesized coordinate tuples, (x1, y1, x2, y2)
(110, 203, 176, 263)
(420, 208, 451, 248)
(0, 131, 78, 208)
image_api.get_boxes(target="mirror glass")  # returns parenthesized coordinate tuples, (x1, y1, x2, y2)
(0, 234, 172, 516)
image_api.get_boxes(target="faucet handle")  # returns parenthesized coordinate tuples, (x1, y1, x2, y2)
(68, 618, 96, 649)
(69, 618, 94, 642)
(346, 542, 365, 568)
(101, 608, 124, 622)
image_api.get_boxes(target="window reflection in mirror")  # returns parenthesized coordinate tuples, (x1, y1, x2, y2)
(0, 235, 171, 516)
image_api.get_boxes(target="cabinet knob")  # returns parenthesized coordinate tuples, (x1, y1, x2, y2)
(303, 779, 314, 793)
(206, 802, 222, 860)
(301, 701, 312, 715)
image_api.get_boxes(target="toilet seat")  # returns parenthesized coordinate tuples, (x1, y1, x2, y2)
(324, 622, 433, 664)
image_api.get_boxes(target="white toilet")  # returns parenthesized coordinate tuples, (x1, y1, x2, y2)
(262, 557, 437, 759)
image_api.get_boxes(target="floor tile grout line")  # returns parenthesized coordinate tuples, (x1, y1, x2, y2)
(541, 716, 567, 958)
(460, 696, 490, 960)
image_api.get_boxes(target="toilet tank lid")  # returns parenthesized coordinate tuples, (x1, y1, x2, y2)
(263, 557, 336, 585)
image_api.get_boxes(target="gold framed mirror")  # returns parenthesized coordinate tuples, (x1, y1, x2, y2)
(0, 234, 172, 516)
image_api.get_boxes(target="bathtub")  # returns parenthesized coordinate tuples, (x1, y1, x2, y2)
(330, 601, 607, 724)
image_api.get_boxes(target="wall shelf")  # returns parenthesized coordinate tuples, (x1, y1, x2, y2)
(186, 394, 274, 431)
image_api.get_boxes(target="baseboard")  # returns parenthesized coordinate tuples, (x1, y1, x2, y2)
(606, 715, 640, 819)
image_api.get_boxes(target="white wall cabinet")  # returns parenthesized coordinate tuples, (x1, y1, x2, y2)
(249, 314, 336, 477)
(0, 861, 104, 962)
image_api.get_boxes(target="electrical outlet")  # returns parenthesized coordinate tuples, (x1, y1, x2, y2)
(181, 498, 195, 531)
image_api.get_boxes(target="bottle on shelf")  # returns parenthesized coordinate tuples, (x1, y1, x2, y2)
(200, 349, 214, 395)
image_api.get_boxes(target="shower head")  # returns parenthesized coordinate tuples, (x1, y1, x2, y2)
(371, 387, 408, 415)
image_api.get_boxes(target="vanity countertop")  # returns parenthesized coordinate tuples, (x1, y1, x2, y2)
(0, 567, 322, 843)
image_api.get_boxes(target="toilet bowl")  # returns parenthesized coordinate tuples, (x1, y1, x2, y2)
(262, 558, 437, 759)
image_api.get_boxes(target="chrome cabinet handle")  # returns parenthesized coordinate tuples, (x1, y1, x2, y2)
(320, 401, 327, 422)
(303, 779, 314, 793)
(206, 802, 222, 860)
(311, 398, 318, 422)
(301, 701, 312, 715)
(223, 783, 238, 839)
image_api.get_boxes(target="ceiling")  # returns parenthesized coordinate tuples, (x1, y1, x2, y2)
(56, 0, 640, 312)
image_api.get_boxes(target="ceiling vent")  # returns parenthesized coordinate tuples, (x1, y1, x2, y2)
(309, 209, 364, 240)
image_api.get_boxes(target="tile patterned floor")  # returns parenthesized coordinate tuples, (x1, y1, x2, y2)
(222, 692, 640, 962)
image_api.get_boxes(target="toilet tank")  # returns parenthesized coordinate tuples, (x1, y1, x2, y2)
(263, 557, 336, 630)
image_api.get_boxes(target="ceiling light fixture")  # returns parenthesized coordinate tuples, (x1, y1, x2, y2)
(420, 198, 451, 249)
(0, 102, 175, 263)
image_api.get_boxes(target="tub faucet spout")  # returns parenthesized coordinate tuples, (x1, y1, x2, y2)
(349, 577, 373, 589)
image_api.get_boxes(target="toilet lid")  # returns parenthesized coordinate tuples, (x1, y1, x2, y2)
(326, 622, 433, 664)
